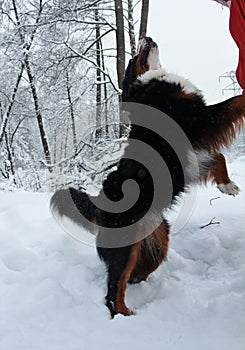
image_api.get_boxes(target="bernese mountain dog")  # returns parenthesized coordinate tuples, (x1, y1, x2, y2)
(51, 37, 244, 318)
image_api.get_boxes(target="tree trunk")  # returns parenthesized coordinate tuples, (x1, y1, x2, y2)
(24, 57, 52, 168)
(139, 0, 149, 38)
(4, 132, 16, 184)
(66, 71, 77, 149)
(127, 0, 137, 57)
(0, 63, 24, 145)
(95, 7, 102, 136)
(12, 0, 52, 169)
(114, 0, 126, 95)
(100, 39, 109, 133)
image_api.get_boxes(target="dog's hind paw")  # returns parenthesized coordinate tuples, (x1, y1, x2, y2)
(217, 181, 240, 196)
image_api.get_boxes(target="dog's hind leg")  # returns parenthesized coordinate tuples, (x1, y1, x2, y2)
(97, 241, 141, 318)
(115, 241, 142, 316)
(129, 220, 169, 284)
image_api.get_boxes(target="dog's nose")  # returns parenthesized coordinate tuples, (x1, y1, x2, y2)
(139, 36, 153, 44)
(139, 37, 157, 49)
(151, 41, 158, 48)
(145, 37, 153, 44)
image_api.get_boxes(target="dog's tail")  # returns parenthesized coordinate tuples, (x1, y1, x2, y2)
(50, 188, 98, 232)
(197, 94, 245, 152)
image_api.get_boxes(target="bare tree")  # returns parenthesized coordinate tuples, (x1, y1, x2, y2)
(100, 38, 109, 131)
(66, 71, 77, 148)
(0, 0, 152, 190)
(0, 63, 24, 144)
(4, 131, 16, 184)
(127, 0, 137, 57)
(114, 0, 126, 93)
(11, 0, 52, 168)
(139, 0, 149, 38)
(95, 6, 102, 133)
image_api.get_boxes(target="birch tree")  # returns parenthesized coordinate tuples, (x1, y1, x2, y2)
(127, 0, 137, 57)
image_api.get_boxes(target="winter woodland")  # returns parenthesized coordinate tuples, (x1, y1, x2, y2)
(0, 0, 244, 192)
(0, 0, 150, 191)
(0, 2, 244, 348)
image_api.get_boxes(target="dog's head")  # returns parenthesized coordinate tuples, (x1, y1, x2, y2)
(136, 37, 161, 74)
(122, 37, 161, 101)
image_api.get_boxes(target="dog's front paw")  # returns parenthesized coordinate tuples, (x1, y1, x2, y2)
(217, 181, 240, 196)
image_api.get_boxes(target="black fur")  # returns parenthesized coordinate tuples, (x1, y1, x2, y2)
(50, 188, 97, 233)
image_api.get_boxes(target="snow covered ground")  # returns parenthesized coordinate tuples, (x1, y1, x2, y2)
(0, 157, 245, 350)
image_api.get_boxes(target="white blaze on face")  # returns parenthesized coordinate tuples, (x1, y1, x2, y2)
(137, 38, 203, 97)
(147, 46, 161, 70)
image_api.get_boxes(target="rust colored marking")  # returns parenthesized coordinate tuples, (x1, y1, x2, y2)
(201, 153, 231, 185)
(91, 218, 98, 233)
(197, 95, 245, 153)
(224, 95, 245, 136)
(212, 153, 231, 185)
(115, 241, 142, 316)
(135, 46, 150, 77)
(129, 221, 169, 283)
(176, 91, 198, 99)
(229, 94, 245, 115)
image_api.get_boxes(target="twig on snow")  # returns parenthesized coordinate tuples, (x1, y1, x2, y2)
(209, 197, 221, 206)
(200, 217, 220, 229)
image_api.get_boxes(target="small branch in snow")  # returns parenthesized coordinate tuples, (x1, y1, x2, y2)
(200, 217, 220, 229)
(209, 197, 221, 206)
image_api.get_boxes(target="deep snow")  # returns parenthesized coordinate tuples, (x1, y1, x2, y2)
(0, 157, 245, 350)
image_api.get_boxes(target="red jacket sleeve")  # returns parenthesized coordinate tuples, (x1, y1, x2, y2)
(212, 0, 231, 7)
(229, 0, 245, 93)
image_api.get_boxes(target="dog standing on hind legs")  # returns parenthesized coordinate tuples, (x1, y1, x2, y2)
(51, 37, 244, 318)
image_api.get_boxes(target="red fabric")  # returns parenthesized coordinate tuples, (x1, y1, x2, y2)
(229, 0, 245, 94)
(212, 0, 230, 7)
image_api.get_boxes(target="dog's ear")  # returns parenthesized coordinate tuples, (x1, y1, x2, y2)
(122, 56, 138, 102)
(197, 95, 245, 151)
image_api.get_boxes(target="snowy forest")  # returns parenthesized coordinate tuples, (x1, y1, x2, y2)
(0, 0, 150, 191)
(1, 0, 244, 192)
(1, 1, 244, 348)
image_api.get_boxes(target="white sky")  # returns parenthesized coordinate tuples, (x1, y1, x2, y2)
(147, 0, 238, 104)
